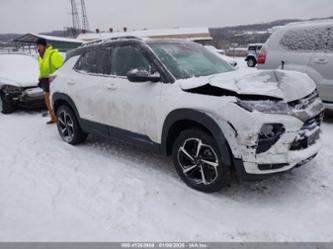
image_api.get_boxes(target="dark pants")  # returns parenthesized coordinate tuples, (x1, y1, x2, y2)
(38, 77, 50, 93)
(38, 77, 56, 122)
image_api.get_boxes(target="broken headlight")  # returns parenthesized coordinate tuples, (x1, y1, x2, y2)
(257, 124, 285, 153)
(236, 100, 290, 114)
(1, 85, 23, 95)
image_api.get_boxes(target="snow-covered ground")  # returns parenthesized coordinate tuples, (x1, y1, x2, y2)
(1, 59, 333, 242)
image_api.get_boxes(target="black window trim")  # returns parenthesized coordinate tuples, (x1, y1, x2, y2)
(73, 40, 175, 84)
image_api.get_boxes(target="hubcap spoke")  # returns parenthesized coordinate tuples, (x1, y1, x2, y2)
(180, 146, 195, 162)
(183, 164, 199, 174)
(201, 159, 219, 168)
(200, 165, 208, 185)
(61, 127, 67, 135)
(67, 128, 73, 138)
(58, 116, 66, 126)
(63, 114, 67, 123)
(67, 121, 74, 128)
(195, 139, 202, 157)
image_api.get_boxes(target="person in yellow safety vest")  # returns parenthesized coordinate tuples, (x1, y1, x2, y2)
(36, 38, 64, 124)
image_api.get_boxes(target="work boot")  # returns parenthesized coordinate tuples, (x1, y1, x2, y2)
(46, 114, 57, 125)
(46, 120, 56, 125)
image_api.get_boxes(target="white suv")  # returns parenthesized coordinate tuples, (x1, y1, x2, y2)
(257, 20, 333, 108)
(51, 37, 324, 193)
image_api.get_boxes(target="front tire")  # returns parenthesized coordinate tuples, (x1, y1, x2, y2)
(172, 129, 230, 193)
(0, 92, 14, 114)
(56, 105, 88, 145)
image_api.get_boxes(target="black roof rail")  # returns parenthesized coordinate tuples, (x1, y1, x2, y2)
(82, 36, 142, 47)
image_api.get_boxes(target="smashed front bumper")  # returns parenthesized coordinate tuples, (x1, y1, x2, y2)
(232, 93, 324, 180)
(9, 87, 45, 109)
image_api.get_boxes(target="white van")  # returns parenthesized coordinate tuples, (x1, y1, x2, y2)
(258, 20, 333, 108)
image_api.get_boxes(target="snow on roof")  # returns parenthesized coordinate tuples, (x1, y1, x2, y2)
(77, 27, 210, 42)
(36, 34, 83, 44)
(248, 43, 264, 46)
(189, 37, 213, 41)
(14, 33, 83, 44)
(286, 19, 333, 28)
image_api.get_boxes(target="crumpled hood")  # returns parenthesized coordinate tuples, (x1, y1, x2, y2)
(0, 54, 39, 87)
(179, 69, 316, 102)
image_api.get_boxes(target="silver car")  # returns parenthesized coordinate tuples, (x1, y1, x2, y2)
(257, 20, 333, 109)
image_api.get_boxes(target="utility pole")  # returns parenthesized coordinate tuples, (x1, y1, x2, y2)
(80, 0, 90, 33)
(70, 0, 81, 37)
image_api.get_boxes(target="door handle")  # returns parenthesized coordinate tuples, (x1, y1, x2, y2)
(67, 79, 76, 85)
(106, 83, 117, 90)
(314, 58, 328, 64)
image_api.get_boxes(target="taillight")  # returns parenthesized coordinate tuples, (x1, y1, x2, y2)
(257, 48, 266, 64)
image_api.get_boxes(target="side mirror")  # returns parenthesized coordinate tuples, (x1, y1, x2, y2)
(127, 69, 160, 83)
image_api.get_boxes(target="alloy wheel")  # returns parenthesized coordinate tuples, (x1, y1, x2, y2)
(177, 138, 219, 185)
(58, 110, 75, 143)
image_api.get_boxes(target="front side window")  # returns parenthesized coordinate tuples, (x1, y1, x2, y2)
(150, 42, 233, 79)
(280, 26, 328, 52)
(111, 45, 151, 76)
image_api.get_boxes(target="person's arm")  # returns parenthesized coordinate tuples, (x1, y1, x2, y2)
(51, 51, 64, 70)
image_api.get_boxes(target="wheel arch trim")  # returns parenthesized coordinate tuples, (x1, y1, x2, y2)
(52, 92, 81, 119)
(161, 108, 233, 167)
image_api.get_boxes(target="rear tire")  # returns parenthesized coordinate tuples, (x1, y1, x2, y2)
(172, 129, 230, 193)
(0, 92, 14, 114)
(56, 105, 88, 145)
(247, 57, 257, 67)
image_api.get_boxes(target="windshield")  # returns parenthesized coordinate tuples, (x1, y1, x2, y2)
(149, 42, 234, 79)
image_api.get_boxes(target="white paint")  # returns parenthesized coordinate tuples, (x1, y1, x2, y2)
(51, 48, 322, 177)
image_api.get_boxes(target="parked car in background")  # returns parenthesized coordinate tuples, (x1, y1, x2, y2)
(51, 37, 324, 193)
(245, 43, 263, 67)
(0, 53, 44, 114)
(257, 20, 333, 109)
(205, 45, 238, 68)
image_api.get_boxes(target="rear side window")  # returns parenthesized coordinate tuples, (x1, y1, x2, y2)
(110, 46, 151, 76)
(75, 47, 111, 75)
(280, 26, 328, 52)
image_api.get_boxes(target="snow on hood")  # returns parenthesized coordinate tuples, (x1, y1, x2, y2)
(179, 69, 316, 102)
(0, 54, 39, 87)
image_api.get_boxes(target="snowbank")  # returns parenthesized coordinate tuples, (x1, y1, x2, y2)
(0, 111, 332, 242)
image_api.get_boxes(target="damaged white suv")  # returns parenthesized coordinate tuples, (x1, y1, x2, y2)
(51, 37, 324, 193)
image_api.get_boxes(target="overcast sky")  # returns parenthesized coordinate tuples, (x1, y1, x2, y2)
(0, 0, 332, 34)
